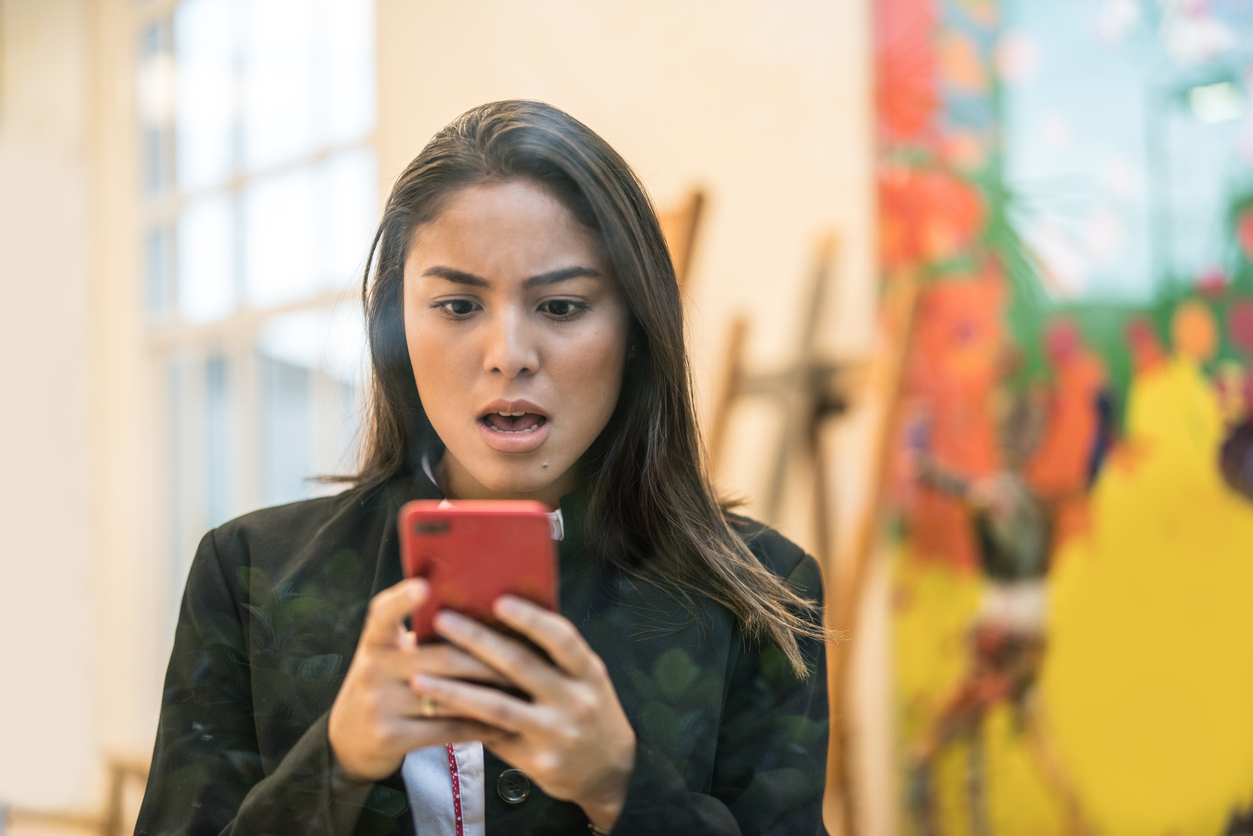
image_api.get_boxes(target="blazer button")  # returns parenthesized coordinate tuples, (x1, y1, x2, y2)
(497, 768, 531, 804)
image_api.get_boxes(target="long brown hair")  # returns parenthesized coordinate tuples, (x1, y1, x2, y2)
(354, 100, 823, 674)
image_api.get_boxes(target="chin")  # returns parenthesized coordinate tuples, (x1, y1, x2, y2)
(469, 459, 563, 498)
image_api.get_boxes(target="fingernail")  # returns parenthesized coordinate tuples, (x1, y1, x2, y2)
(495, 596, 521, 616)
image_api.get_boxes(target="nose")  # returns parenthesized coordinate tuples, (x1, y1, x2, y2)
(482, 307, 539, 378)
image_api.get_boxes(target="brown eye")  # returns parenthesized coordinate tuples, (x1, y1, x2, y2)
(433, 299, 479, 319)
(540, 299, 586, 319)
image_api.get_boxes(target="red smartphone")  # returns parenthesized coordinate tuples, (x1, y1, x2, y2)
(397, 499, 559, 643)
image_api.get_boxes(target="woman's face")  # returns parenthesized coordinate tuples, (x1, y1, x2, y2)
(403, 179, 630, 508)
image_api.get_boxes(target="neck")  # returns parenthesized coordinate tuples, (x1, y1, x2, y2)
(436, 455, 574, 510)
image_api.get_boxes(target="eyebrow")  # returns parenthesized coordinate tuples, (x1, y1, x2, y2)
(421, 265, 603, 288)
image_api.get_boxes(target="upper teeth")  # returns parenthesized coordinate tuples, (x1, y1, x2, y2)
(498, 411, 526, 416)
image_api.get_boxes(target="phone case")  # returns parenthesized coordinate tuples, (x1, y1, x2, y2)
(397, 499, 559, 642)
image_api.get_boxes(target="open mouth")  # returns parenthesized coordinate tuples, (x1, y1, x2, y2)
(480, 411, 548, 434)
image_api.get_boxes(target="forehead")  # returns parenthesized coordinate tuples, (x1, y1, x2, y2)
(406, 179, 607, 278)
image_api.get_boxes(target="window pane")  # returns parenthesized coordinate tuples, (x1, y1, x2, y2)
(167, 359, 190, 604)
(178, 195, 237, 323)
(241, 0, 316, 171)
(174, 0, 237, 191)
(258, 354, 312, 506)
(323, 304, 369, 386)
(257, 309, 364, 492)
(255, 306, 365, 382)
(320, 148, 379, 291)
(205, 355, 235, 528)
(167, 350, 243, 607)
(242, 168, 317, 308)
(323, 306, 367, 471)
(255, 307, 329, 371)
(138, 20, 175, 194)
(322, 0, 376, 145)
(145, 224, 173, 317)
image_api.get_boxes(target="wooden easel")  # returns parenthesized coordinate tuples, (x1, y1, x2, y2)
(657, 188, 706, 291)
(824, 270, 920, 836)
(706, 232, 853, 563)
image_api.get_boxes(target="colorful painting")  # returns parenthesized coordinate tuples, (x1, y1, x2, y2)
(877, 0, 1253, 833)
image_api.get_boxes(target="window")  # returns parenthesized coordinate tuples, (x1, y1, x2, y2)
(135, 0, 378, 606)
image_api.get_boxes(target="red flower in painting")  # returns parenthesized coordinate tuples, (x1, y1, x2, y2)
(1237, 206, 1253, 262)
(879, 165, 985, 269)
(877, 0, 939, 144)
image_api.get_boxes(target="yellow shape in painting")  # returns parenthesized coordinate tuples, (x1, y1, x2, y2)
(984, 703, 1068, 836)
(891, 546, 981, 750)
(1042, 356, 1253, 834)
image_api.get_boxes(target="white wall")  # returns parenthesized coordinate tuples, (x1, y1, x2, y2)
(0, 0, 100, 809)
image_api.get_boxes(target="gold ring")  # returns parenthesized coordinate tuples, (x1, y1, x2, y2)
(417, 694, 439, 718)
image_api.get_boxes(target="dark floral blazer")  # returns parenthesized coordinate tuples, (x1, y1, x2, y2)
(135, 471, 829, 835)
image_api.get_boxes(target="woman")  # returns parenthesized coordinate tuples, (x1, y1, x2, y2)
(136, 100, 829, 836)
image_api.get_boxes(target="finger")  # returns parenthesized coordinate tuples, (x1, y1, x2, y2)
(383, 678, 490, 723)
(433, 611, 561, 697)
(412, 673, 542, 736)
(363, 643, 510, 689)
(361, 579, 428, 649)
(493, 596, 600, 680)
(366, 677, 444, 720)
(412, 643, 513, 687)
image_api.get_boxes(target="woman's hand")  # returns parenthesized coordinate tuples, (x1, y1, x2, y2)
(328, 578, 509, 782)
(412, 596, 637, 832)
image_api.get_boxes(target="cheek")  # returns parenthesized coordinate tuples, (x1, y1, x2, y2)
(565, 328, 628, 425)
(407, 321, 466, 411)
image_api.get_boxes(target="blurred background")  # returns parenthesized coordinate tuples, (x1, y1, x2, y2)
(3, 0, 1253, 834)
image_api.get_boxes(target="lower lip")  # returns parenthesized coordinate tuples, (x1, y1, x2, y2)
(477, 418, 551, 454)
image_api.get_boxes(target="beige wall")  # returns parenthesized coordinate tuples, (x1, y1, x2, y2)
(0, 0, 100, 809)
(1, 0, 156, 816)
(0, 0, 881, 826)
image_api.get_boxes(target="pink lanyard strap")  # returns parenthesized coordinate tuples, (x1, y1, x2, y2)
(446, 744, 465, 836)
